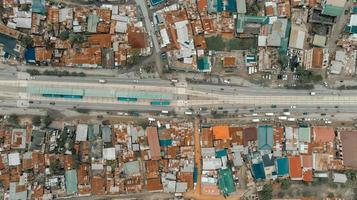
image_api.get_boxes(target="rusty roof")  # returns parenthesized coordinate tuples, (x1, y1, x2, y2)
(303, 170, 313, 182)
(340, 131, 357, 168)
(229, 127, 243, 145)
(201, 128, 213, 148)
(301, 155, 312, 168)
(146, 178, 162, 191)
(223, 57, 236, 67)
(96, 8, 111, 22)
(47, 7, 59, 24)
(91, 176, 105, 195)
(63, 48, 102, 66)
(35, 47, 53, 62)
(146, 127, 161, 160)
(128, 30, 147, 49)
(312, 48, 323, 69)
(313, 126, 335, 143)
(87, 34, 112, 48)
(243, 127, 257, 146)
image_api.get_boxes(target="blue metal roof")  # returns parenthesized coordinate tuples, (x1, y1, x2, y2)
(25, 48, 36, 63)
(32, 0, 46, 14)
(252, 162, 266, 180)
(276, 157, 289, 176)
(0, 33, 19, 57)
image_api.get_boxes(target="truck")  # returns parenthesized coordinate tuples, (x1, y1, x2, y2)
(283, 112, 291, 116)
(252, 118, 260, 122)
(278, 116, 287, 120)
(287, 117, 296, 121)
(161, 110, 169, 114)
(184, 111, 193, 115)
(310, 92, 316, 96)
(99, 79, 107, 84)
(265, 113, 274, 116)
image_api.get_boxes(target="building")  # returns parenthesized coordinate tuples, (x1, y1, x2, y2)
(289, 156, 302, 180)
(147, 127, 161, 160)
(212, 125, 230, 140)
(340, 131, 357, 168)
(322, 0, 346, 17)
(257, 125, 274, 151)
(312, 126, 335, 143)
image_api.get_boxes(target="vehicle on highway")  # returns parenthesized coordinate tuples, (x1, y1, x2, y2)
(290, 105, 296, 109)
(278, 116, 287, 120)
(252, 118, 260, 122)
(30, 76, 35, 80)
(310, 92, 316, 96)
(252, 113, 258, 116)
(223, 79, 230, 84)
(99, 79, 107, 84)
(29, 101, 33, 104)
(161, 110, 169, 114)
(283, 112, 291, 116)
(184, 111, 193, 115)
(171, 79, 178, 83)
(265, 113, 274, 116)
(287, 117, 296, 121)
(49, 102, 55, 105)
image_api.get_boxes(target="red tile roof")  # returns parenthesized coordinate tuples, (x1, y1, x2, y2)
(289, 156, 302, 179)
(303, 170, 313, 182)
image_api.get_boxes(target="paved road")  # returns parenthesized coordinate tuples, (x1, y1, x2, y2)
(2, 72, 357, 115)
(135, 0, 163, 76)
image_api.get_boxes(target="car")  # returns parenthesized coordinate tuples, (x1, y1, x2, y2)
(29, 101, 34, 104)
(99, 79, 107, 84)
(49, 102, 55, 105)
(290, 105, 296, 109)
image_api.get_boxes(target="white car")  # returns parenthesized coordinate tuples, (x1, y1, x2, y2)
(290, 105, 296, 109)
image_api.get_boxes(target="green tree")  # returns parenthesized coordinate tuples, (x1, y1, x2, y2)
(8, 114, 19, 125)
(280, 179, 291, 190)
(327, 192, 334, 198)
(205, 36, 225, 51)
(59, 30, 70, 40)
(20, 35, 33, 48)
(69, 33, 86, 44)
(32, 116, 42, 126)
(128, 50, 141, 65)
(49, 159, 64, 175)
(259, 184, 273, 200)
(279, 54, 289, 68)
(43, 115, 53, 127)
(26, 69, 41, 76)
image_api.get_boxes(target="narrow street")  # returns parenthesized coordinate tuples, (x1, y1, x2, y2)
(193, 117, 202, 195)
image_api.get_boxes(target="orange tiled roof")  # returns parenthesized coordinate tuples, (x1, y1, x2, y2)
(35, 47, 52, 61)
(303, 170, 313, 182)
(212, 125, 230, 140)
(223, 57, 236, 67)
(197, 0, 207, 12)
(289, 156, 302, 179)
(312, 48, 323, 69)
(146, 178, 162, 191)
(91, 176, 105, 195)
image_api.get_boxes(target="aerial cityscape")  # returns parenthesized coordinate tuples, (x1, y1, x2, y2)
(0, 0, 357, 199)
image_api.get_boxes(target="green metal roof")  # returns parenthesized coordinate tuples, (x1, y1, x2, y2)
(322, 4, 343, 17)
(257, 125, 273, 151)
(218, 168, 236, 195)
(298, 127, 311, 143)
(245, 15, 269, 25)
(65, 170, 78, 194)
(197, 56, 211, 72)
(87, 14, 100, 33)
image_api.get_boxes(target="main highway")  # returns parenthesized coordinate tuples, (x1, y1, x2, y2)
(1, 72, 357, 116)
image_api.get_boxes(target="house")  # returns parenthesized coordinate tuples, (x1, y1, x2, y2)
(322, 0, 346, 17)
(312, 126, 335, 143)
(332, 173, 347, 183)
(11, 128, 26, 149)
(340, 131, 357, 168)
(257, 125, 274, 151)
(146, 127, 161, 160)
(76, 124, 88, 142)
(298, 127, 311, 143)
(252, 162, 266, 180)
(212, 125, 230, 140)
(243, 127, 257, 146)
(262, 154, 275, 179)
(65, 170, 78, 195)
(275, 157, 289, 177)
(289, 156, 302, 180)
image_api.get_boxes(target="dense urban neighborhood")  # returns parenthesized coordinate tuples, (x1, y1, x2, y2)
(0, 0, 357, 199)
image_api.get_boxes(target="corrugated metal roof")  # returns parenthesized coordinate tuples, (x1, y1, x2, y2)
(65, 170, 78, 194)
